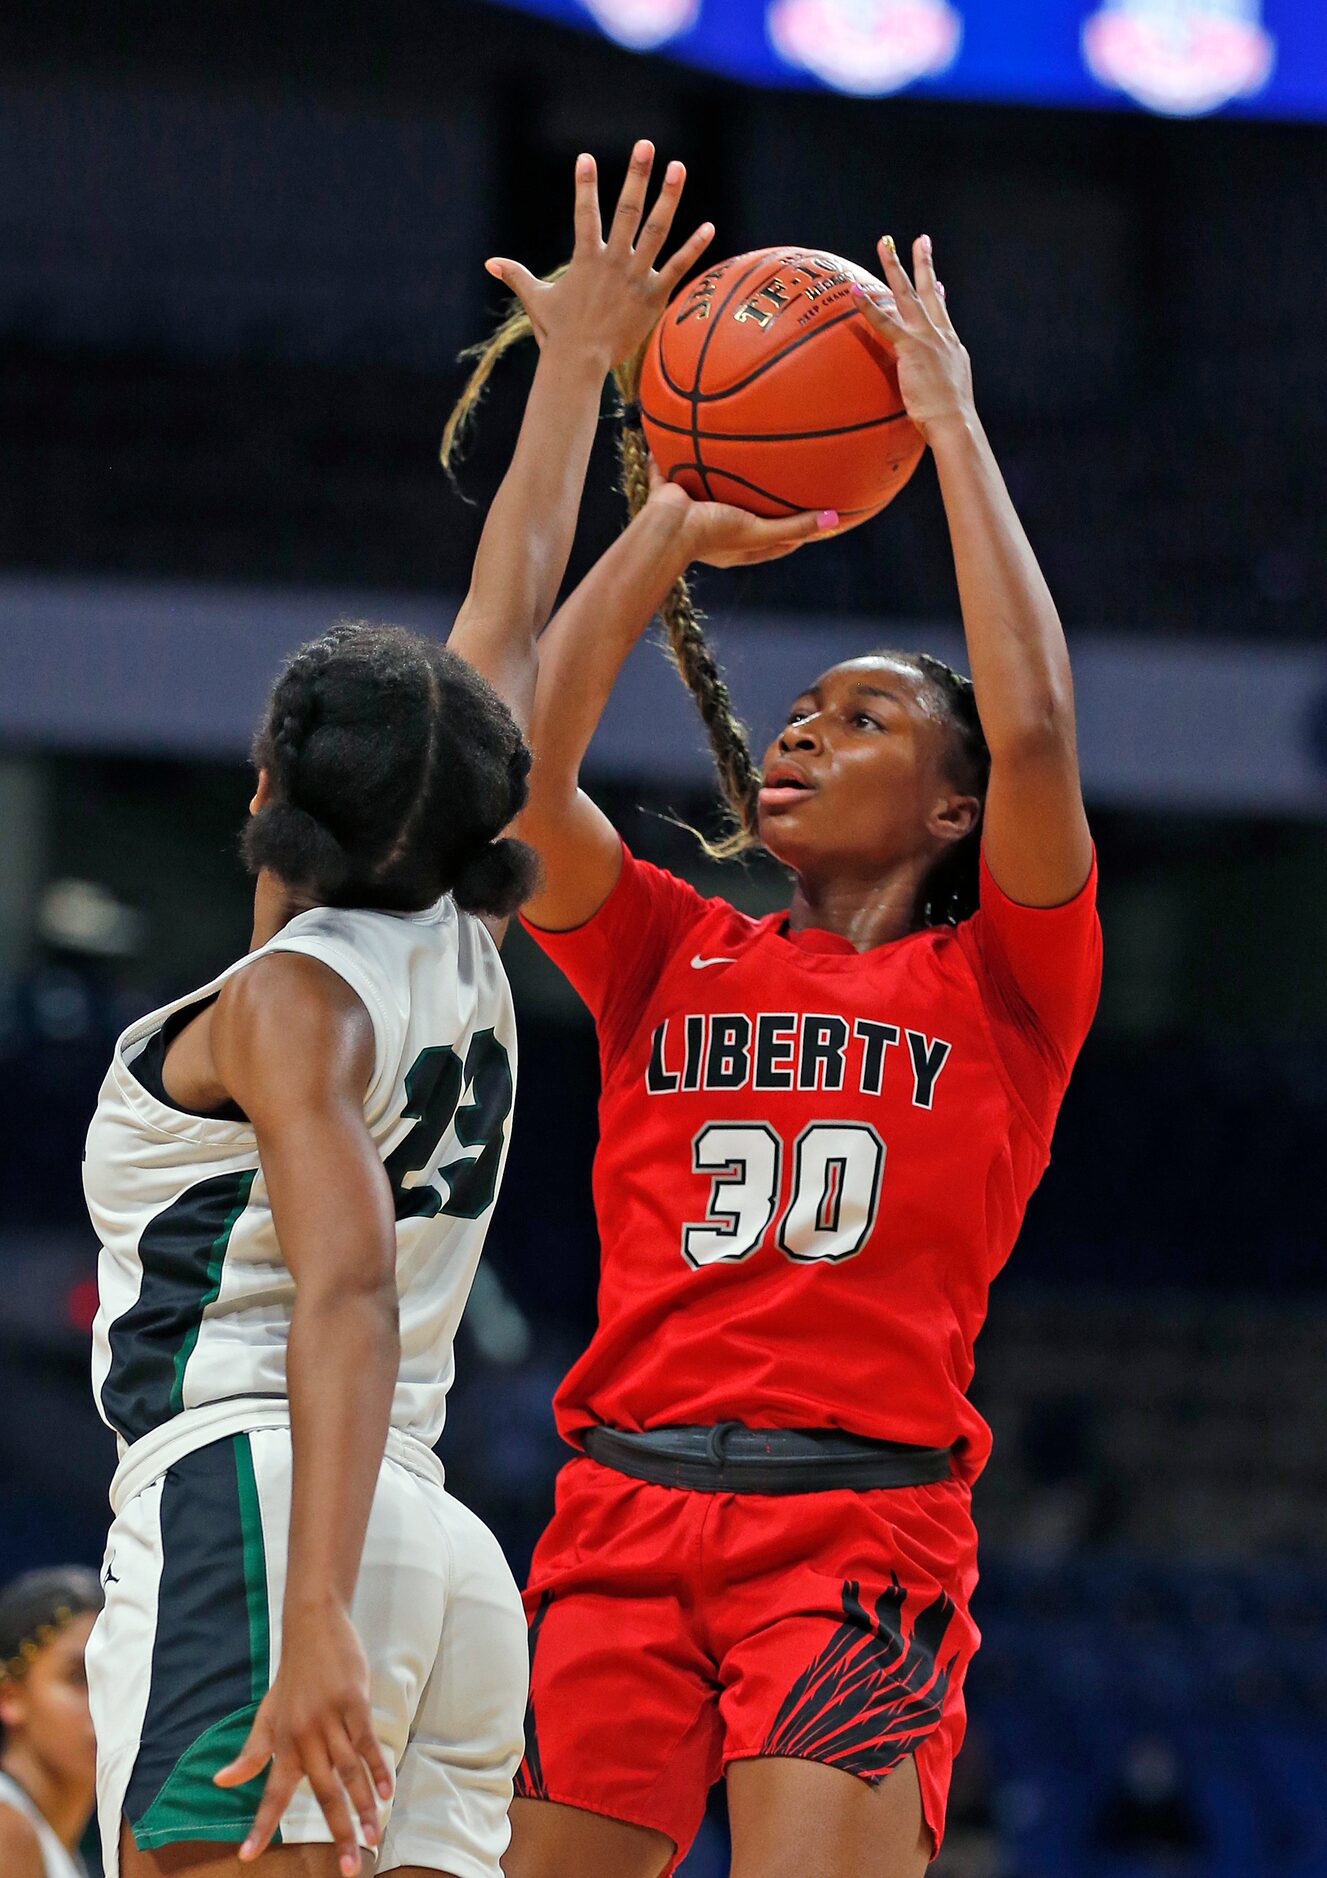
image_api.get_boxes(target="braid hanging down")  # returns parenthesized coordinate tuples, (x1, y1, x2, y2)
(613, 346, 762, 860)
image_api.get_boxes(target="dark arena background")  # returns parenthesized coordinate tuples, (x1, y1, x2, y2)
(2, 2, 1326, 1873)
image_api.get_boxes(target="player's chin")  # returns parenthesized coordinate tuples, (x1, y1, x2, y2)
(756, 791, 820, 859)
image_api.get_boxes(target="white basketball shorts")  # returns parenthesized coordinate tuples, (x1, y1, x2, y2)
(86, 1423, 528, 1877)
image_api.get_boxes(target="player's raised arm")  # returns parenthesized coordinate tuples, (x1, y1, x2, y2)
(855, 235, 1092, 909)
(444, 142, 714, 733)
(210, 953, 397, 1875)
(517, 472, 831, 932)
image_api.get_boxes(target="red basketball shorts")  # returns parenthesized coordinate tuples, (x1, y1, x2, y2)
(513, 1455, 981, 1871)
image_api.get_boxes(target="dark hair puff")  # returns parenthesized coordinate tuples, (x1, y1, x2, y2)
(244, 622, 536, 919)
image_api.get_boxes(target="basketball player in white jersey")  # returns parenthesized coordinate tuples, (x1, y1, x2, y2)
(82, 144, 716, 1878)
(0, 1568, 102, 1878)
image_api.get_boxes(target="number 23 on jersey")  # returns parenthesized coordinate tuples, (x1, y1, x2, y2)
(385, 1031, 513, 1222)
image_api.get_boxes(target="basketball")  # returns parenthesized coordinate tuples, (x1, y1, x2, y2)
(639, 246, 924, 531)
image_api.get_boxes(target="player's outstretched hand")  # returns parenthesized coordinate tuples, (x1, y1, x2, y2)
(646, 460, 837, 568)
(214, 1602, 392, 1876)
(852, 234, 976, 443)
(484, 142, 715, 369)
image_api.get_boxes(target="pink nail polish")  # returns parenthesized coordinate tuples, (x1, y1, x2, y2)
(817, 510, 839, 530)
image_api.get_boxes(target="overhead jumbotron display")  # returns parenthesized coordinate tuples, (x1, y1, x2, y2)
(477, 0, 1323, 119)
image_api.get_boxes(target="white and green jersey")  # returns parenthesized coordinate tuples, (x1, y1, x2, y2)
(86, 896, 516, 1486)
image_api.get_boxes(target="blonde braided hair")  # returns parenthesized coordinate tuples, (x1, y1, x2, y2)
(440, 291, 764, 862)
(439, 265, 570, 483)
(612, 347, 762, 860)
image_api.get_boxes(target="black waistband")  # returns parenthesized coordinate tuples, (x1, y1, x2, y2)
(581, 1423, 954, 1495)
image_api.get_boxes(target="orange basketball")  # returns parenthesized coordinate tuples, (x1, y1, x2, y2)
(639, 247, 924, 531)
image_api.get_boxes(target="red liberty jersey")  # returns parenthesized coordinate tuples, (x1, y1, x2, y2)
(524, 845, 1100, 1482)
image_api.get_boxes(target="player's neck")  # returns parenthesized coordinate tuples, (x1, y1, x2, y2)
(785, 864, 925, 952)
(250, 869, 323, 949)
(1, 1743, 90, 1852)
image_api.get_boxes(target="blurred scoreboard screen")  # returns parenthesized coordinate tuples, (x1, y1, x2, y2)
(477, 1, 1324, 119)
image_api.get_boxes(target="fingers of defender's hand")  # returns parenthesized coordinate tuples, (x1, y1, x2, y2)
(634, 158, 686, 268)
(237, 1748, 301, 1863)
(483, 258, 542, 317)
(572, 151, 602, 252)
(657, 219, 716, 296)
(609, 139, 655, 249)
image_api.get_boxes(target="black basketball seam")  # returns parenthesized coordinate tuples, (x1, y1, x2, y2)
(641, 408, 911, 444)
(689, 306, 868, 403)
(657, 251, 779, 400)
(685, 252, 780, 500)
(658, 294, 869, 405)
(692, 400, 711, 501)
(658, 250, 859, 400)
(666, 461, 873, 518)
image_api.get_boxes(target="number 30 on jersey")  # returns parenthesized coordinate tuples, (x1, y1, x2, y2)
(683, 1122, 884, 1268)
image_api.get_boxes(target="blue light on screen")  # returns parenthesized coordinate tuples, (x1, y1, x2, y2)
(477, 0, 1327, 120)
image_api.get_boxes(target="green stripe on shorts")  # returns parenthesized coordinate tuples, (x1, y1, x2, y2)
(130, 1435, 281, 1850)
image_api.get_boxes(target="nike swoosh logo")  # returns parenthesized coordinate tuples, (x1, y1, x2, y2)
(691, 954, 736, 969)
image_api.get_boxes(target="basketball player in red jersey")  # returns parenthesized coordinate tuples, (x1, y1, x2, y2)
(498, 234, 1101, 1878)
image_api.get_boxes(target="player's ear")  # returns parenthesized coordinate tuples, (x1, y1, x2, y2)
(249, 768, 272, 817)
(928, 790, 980, 847)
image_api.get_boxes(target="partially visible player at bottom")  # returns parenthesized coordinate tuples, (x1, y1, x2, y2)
(493, 234, 1103, 1876)
(82, 143, 719, 1878)
(0, 1568, 103, 1878)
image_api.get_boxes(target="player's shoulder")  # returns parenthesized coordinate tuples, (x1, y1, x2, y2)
(212, 948, 377, 1103)
(0, 1803, 44, 1878)
(218, 947, 368, 1027)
